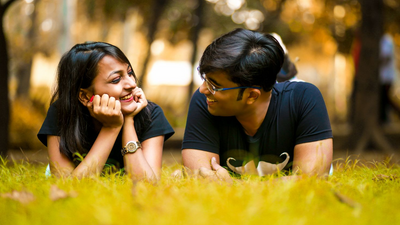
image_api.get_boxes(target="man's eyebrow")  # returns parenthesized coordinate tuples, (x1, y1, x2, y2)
(207, 77, 221, 86)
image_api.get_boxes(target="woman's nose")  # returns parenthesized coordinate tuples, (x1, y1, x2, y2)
(124, 76, 137, 89)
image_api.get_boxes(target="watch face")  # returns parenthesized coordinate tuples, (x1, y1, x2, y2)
(127, 142, 137, 151)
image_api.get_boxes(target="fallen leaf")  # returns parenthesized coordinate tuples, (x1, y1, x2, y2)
(1, 190, 35, 204)
(372, 174, 398, 181)
(333, 191, 360, 208)
(227, 152, 290, 176)
(50, 185, 77, 201)
(171, 169, 183, 179)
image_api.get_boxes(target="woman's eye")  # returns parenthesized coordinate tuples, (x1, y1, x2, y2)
(111, 77, 121, 84)
(128, 69, 134, 76)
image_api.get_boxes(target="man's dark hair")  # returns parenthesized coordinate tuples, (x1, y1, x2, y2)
(199, 28, 285, 92)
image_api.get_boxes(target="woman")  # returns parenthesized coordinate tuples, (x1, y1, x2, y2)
(37, 42, 174, 180)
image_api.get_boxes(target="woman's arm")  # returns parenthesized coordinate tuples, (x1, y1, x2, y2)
(47, 126, 121, 178)
(122, 118, 164, 181)
(48, 94, 123, 178)
(121, 88, 164, 181)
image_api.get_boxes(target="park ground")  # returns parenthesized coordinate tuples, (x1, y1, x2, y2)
(2, 127, 400, 225)
(7, 125, 400, 167)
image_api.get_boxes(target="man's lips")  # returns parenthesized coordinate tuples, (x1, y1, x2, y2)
(206, 97, 217, 103)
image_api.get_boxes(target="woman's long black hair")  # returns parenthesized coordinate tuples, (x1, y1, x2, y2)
(51, 42, 152, 161)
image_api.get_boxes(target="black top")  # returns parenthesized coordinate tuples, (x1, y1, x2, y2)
(182, 81, 332, 169)
(38, 102, 175, 168)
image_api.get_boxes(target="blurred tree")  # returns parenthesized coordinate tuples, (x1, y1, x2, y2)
(187, 0, 204, 104)
(351, 0, 394, 153)
(15, 0, 39, 98)
(137, 0, 169, 85)
(8, 0, 62, 98)
(0, 0, 17, 157)
(82, 0, 170, 87)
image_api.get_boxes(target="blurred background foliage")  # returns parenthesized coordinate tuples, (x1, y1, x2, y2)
(3, 0, 400, 151)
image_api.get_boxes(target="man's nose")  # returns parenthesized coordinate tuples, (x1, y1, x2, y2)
(199, 81, 209, 94)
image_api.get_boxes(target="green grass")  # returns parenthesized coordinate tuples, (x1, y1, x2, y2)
(1, 157, 399, 225)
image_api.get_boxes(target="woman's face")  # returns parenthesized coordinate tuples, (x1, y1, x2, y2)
(90, 55, 138, 115)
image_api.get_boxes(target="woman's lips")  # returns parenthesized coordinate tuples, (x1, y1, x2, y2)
(120, 93, 133, 101)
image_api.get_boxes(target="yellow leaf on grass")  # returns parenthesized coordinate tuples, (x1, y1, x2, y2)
(1, 190, 35, 204)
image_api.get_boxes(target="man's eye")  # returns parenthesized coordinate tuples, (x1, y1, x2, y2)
(111, 77, 121, 83)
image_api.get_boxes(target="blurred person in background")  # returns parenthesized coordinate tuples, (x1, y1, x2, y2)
(37, 42, 174, 180)
(379, 32, 400, 124)
(182, 28, 332, 182)
(271, 33, 299, 83)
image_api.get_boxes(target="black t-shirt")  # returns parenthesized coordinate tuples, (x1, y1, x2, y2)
(182, 81, 333, 169)
(38, 102, 175, 168)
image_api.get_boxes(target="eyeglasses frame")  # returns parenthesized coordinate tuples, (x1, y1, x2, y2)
(199, 72, 261, 94)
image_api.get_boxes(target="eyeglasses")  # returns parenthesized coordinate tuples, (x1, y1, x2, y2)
(200, 73, 261, 95)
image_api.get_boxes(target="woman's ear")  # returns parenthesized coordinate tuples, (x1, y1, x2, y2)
(246, 89, 261, 105)
(79, 89, 92, 106)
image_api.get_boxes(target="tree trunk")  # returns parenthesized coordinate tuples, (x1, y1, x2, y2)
(187, 0, 204, 106)
(0, 0, 17, 158)
(16, 61, 33, 98)
(351, 0, 394, 153)
(137, 0, 169, 88)
(15, 0, 40, 98)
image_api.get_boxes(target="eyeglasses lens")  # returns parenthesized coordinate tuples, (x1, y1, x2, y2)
(206, 81, 215, 94)
(201, 74, 215, 94)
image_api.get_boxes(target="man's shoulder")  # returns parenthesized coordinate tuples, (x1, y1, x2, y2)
(274, 81, 318, 95)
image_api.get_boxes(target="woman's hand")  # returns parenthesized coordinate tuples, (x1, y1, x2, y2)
(86, 94, 124, 128)
(125, 87, 148, 118)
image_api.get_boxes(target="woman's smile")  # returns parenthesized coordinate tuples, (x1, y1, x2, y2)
(120, 93, 133, 102)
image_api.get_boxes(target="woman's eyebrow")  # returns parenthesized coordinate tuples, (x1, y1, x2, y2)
(108, 70, 123, 78)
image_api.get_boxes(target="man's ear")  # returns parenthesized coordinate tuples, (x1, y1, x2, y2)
(246, 89, 261, 105)
(79, 88, 92, 106)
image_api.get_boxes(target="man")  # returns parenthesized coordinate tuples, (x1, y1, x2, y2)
(182, 28, 332, 181)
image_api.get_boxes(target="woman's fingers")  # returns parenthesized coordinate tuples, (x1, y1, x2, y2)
(124, 88, 148, 118)
(100, 94, 109, 110)
(114, 99, 121, 112)
(133, 88, 147, 103)
(87, 94, 123, 128)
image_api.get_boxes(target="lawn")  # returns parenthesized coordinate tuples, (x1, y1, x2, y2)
(1, 157, 399, 225)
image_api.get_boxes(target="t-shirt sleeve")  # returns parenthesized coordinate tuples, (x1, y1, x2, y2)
(37, 103, 60, 147)
(139, 103, 175, 142)
(293, 83, 333, 144)
(182, 89, 220, 154)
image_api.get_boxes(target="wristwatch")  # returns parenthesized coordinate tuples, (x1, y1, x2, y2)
(121, 141, 142, 156)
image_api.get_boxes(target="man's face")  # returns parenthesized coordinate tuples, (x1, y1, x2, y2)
(199, 71, 246, 117)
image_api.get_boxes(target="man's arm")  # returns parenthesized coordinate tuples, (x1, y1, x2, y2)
(182, 149, 232, 183)
(293, 138, 333, 176)
(182, 149, 219, 170)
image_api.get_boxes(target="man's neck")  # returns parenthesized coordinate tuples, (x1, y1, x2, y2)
(236, 91, 272, 137)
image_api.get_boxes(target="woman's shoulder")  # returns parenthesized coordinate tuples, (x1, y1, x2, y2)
(147, 101, 161, 113)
